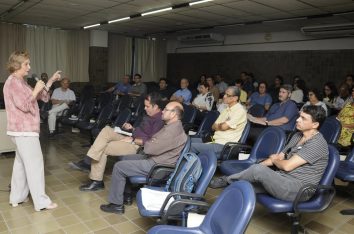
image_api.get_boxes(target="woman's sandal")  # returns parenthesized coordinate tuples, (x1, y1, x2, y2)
(11, 197, 29, 207)
(36, 202, 58, 211)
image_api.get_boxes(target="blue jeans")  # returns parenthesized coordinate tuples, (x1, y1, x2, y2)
(190, 137, 224, 160)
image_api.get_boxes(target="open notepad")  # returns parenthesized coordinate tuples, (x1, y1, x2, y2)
(113, 127, 133, 136)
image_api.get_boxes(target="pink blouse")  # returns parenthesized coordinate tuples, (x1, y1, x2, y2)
(3, 74, 49, 134)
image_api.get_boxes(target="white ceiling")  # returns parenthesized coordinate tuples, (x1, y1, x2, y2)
(1, 0, 354, 37)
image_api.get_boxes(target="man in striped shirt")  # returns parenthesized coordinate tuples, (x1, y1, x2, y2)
(227, 105, 328, 201)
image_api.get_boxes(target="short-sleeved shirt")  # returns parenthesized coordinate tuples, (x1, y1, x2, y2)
(114, 83, 131, 95)
(51, 88, 76, 102)
(173, 88, 192, 105)
(213, 102, 247, 145)
(192, 92, 214, 111)
(279, 132, 329, 186)
(266, 99, 298, 131)
(216, 81, 228, 94)
(249, 92, 272, 107)
(130, 83, 147, 96)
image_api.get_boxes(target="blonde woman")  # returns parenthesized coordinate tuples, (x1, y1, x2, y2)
(3, 51, 61, 211)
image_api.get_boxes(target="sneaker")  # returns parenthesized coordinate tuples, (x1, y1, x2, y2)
(209, 176, 229, 189)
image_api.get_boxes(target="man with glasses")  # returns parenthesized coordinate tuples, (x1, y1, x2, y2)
(190, 86, 247, 160)
(48, 77, 76, 137)
(100, 101, 187, 214)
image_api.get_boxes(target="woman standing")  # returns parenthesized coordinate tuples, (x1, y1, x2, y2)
(3, 51, 61, 211)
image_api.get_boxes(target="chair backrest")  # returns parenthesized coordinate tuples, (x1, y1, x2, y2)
(193, 152, 217, 196)
(239, 120, 251, 144)
(195, 111, 220, 137)
(96, 104, 114, 129)
(344, 147, 354, 164)
(248, 104, 265, 117)
(113, 108, 132, 127)
(78, 99, 95, 121)
(297, 145, 340, 212)
(182, 104, 197, 125)
(249, 127, 286, 162)
(319, 116, 342, 144)
(200, 181, 255, 234)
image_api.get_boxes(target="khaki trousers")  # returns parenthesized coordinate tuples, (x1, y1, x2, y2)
(10, 136, 52, 211)
(87, 126, 140, 181)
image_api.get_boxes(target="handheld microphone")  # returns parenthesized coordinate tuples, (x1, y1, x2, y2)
(32, 74, 49, 92)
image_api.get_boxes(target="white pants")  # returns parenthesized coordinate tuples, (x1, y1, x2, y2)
(10, 136, 52, 211)
(48, 103, 69, 132)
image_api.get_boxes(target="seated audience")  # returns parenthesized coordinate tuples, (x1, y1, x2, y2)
(170, 78, 192, 105)
(75, 93, 165, 191)
(301, 88, 328, 116)
(345, 74, 353, 90)
(225, 106, 328, 202)
(235, 79, 248, 104)
(192, 82, 214, 112)
(190, 86, 247, 160)
(334, 83, 351, 111)
(194, 74, 206, 92)
(240, 71, 254, 97)
(291, 78, 307, 104)
(206, 76, 220, 101)
(247, 81, 272, 111)
(48, 78, 76, 136)
(269, 75, 284, 103)
(99, 101, 187, 214)
(129, 73, 147, 97)
(215, 74, 228, 95)
(247, 84, 298, 143)
(158, 78, 174, 101)
(337, 87, 354, 147)
(322, 82, 338, 109)
(105, 75, 131, 96)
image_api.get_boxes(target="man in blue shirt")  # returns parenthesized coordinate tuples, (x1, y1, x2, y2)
(247, 84, 298, 143)
(170, 78, 192, 105)
(106, 75, 131, 95)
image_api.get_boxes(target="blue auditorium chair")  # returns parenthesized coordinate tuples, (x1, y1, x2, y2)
(319, 116, 342, 144)
(219, 127, 286, 176)
(147, 180, 256, 234)
(257, 145, 340, 233)
(191, 111, 219, 138)
(136, 151, 217, 224)
(335, 147, 354, 215)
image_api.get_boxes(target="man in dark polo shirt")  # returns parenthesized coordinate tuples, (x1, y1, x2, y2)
(74, 92, 166, 191)
(226, 106, 328, 202)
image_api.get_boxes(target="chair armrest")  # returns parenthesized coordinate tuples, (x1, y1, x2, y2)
(220, 142, 252, 161)
(159, 192, 204, 215)
(147, 164, 175, 186)
(293, 184, 336, 214)
(159, 199, 210, 225)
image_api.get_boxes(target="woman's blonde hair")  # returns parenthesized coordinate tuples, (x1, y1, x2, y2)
(7, 51, 30, 73)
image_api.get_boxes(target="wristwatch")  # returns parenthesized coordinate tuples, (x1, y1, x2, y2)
(265, 120, 269, 126)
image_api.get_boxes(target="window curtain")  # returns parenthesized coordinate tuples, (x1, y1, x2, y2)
(108, 34, 132, 83)
(0, 23, 26, 82)
(134, 38, 167, 82)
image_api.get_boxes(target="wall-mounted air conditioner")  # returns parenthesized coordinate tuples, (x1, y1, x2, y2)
(177, 33, 224, 44)
(301, 22, 354, 37)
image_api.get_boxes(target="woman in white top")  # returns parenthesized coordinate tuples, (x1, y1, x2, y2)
(192, 82, 214, 111)
(291, 78, 307, 104)
(301, 88, 328, 116)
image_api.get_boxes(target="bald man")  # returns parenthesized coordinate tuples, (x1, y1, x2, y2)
(99, 101, 188, 214)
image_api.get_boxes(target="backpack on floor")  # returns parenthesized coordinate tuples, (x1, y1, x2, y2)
(165, 152, 203, 193)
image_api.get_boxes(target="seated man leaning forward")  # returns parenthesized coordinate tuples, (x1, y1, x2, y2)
(190, 86, 247, 160)
(78, 92, 165, 191)
(48, 78, 76, 136)
(100, 101, 187, 214)
(226, 106, 329, 202)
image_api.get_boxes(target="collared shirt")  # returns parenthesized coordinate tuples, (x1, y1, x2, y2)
(173, 88, 192, 104)
(133, 112, 164, 144)
(192, 92, 214, 111)
(130, 83, 147, 96)
(51, 87, 76, 102)
(114, 83, 131, 95)
(249, 92, 272, 107)
(266, 99, 298, 131)
(213, 102, 247, 145)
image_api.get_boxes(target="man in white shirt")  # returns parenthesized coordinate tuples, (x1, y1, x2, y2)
(48, 78, 76, 136)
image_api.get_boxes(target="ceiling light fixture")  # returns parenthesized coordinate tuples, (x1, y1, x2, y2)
(141, 7, 172, 16)
(108, 17, 130, 24)
(83, 23, 100, 29)
(189, 0, 213, 6)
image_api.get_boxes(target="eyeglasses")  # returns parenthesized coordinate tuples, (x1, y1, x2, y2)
(224, 93, 234, 97)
